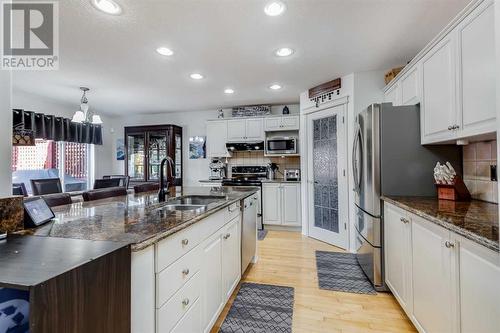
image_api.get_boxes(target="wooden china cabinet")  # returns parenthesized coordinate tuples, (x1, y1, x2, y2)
(124, 125, 183, 187)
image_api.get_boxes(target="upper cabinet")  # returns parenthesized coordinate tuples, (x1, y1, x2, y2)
(264, 115, 300, 131)
(421, 34, 458, 144)
(384, 0, 496, 145)
(227, 118, 264, 142)
(457, 0, 496, 137)
(207, 120, 230, 158)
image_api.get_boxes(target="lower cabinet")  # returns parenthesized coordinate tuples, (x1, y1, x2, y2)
(384, 202, 500, 333)
(411, 216, 456, 333)
(132, 204, 245, 333)
(201, 231, 224, 332)
(262, 183, 301, 227)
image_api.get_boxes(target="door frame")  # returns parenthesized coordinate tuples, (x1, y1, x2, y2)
(304, 102, 349, 250)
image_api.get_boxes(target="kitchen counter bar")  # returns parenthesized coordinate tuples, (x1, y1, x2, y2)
(28, 186, 258, 251)
(382, 196, 499, 252)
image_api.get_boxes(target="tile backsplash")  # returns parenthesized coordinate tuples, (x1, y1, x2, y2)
(226, 151, 300, 178)
(463, 140, 498, 203)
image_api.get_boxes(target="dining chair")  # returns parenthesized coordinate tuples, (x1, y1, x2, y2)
(103, 175, 130, 188)
(94, 178, 121, 189)
(30, 178, 62, 195)
(133, 183, 160, 193)
(12, 183, 28, 197)
(82, 187, 128, 202)
(40, 193, 73, 207)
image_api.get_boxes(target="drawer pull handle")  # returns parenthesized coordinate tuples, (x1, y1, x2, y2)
(182, 268, 190, 276)
(445, 241, 455, 249)
(223, 233, 231, 240)
(182, 298, 190, 306)
(181, 239, 189, 246)
(400, 217, 409, 224)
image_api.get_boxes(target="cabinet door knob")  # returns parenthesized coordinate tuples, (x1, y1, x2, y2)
(223, 233, 231, 240)
(182, 298, 190, 306)
(400, 217, 409, 224)
(181, 239, 189, 246)
(454, 125, 460, 130)
(182, 268, 190, 276)
(445, 241, 455, 248)
(448, 126, 453, 131)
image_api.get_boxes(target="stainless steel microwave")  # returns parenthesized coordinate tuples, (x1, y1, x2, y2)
(265, 137, 298, 155)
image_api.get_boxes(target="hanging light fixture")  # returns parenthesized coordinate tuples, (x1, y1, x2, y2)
(71, 87, 103, 124)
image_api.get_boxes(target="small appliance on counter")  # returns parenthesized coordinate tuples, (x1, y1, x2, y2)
(267, 163, 279, 180)
(284, 168, 300, 181)
(209, 158, 227, 180)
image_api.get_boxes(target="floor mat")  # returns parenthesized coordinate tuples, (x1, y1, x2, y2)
(218, 282, 294, 333)
(315, 251, 376, 295)
(257, 229, 268, 241)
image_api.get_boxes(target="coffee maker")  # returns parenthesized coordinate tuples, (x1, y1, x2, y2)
(209, 159, 227, 180)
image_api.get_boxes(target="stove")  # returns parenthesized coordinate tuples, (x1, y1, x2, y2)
(222, 166, 267, 230)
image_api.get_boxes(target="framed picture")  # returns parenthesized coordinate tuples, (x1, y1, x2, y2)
(116, 138, 125, 160)
(189, 136, 206, 159)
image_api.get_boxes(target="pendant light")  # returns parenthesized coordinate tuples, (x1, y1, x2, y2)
(71, 87, 103, 124)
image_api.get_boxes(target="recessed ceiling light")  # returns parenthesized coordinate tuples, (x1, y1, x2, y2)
(276, 47, 294, 57)
(224, 88, 235, 94)
(264, 1, 286, 16)
(190, 73, 204, 80)
(269, 84, 282, 90)
(156, 47, 173, 56)
(91, 0, 122, 15)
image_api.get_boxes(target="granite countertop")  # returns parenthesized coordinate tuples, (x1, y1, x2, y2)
(25, 186, 258, 251)
(382, 196, 499, 252)
(198, 179, 300, 183)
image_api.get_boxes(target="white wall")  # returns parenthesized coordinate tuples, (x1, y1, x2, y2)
(496, 0, 500, 224)
(0, 71, 12, 197)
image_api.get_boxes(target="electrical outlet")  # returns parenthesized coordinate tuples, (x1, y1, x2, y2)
(490, 165, 497, 182)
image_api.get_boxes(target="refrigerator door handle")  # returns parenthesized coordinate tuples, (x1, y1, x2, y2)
(352, 124, 363, 193)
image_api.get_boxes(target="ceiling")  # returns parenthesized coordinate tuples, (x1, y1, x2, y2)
(12, 0, 470, 116)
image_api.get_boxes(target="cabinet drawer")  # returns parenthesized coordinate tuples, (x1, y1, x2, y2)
(156, 225, 204, 272)
(156, 244, 202, 308)
(225, 202, 241, 222)
(170, 298, 201, 333)
(157, 271, 201, 333)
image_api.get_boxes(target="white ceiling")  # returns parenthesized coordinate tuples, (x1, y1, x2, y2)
(13, 0, 470, 116)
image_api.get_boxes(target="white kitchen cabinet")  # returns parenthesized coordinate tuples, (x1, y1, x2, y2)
(421, 33, 457, 144)
(457, 235, 500, 333)
(222, 217, 241, 300)
(411, 215, 456, 333)
(384, 82, 401, 106)
(400, 65, 420, 106)
(262, 183, 281, 225)
(383, 203, 412, 314)
(207, 120, 230, 157)
(457, 0, 496, 138)
(263, 183, 301, 227)
(281, 183, 301, 226)
(264, 115, 300, 131)
(201, 231, 224, 333)
(227, 118, 264, 142)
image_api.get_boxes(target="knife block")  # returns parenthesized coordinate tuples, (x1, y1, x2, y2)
(435, 176, 471, 201)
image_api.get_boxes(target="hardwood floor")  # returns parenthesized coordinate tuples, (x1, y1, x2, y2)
(211, 230, 416, 333)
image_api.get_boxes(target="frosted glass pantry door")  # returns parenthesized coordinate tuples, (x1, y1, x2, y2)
(307, 105, 348, 249)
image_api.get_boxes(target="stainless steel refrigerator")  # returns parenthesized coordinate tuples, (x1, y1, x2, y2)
(352, 103, 461, 290)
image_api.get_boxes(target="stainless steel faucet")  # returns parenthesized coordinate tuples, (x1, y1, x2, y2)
(158, 156, 174, 202)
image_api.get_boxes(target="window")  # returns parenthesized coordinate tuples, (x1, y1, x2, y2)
(12, 139, 93, 194)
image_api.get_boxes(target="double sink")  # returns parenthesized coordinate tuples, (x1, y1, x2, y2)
(149, 195, 227, 215)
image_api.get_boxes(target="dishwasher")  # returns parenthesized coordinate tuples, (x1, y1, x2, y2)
(241, 195, 257, 274)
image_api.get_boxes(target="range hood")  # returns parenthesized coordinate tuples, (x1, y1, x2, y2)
(226, 141, 264, 152)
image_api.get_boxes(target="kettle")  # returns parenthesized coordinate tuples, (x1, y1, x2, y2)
(267, 163, 279, 180)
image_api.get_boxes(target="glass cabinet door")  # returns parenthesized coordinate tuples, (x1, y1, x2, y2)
(127, 133, 146, 181)
(174, 132, 182, 184)
(147, 131, 168, 181)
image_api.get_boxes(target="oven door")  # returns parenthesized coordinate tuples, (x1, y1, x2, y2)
(265, 138, 297, 154)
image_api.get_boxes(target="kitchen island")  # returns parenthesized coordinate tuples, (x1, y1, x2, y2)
(30, 186, 259, 333)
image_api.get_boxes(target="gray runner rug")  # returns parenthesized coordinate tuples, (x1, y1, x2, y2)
(218, 282, 294, 333)
(315, 251, 376, 295)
